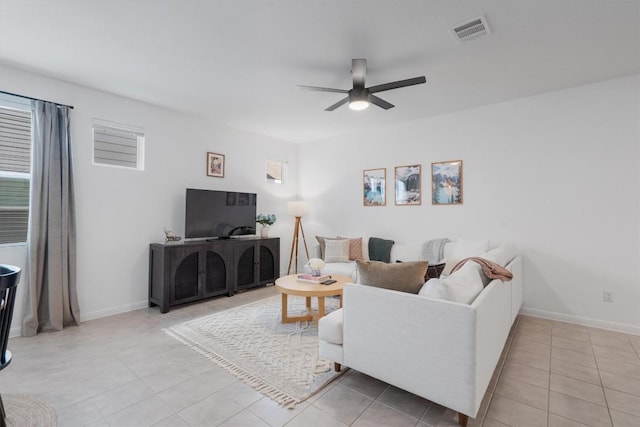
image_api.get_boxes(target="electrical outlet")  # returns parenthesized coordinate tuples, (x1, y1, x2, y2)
(603, 290, 614, 302)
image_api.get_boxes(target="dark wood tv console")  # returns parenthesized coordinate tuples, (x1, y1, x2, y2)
(148, 237, 280, 313)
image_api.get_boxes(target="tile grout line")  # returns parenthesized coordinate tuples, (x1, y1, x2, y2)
(302, 381, 387, 426)
(547, 326, 616, 427)
(589, 330, 615, 427)
(547, 321, 552, 427)
(480, 314, 521, 427)
(347, 383, 389, 426)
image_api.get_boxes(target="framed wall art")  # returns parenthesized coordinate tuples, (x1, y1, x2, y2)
(207, 152, 225, 178)
(363, 168, 386, 206)
(431, 160, 463, 205)
(395, 164, 421, 205)
(266, 159, 285, 184)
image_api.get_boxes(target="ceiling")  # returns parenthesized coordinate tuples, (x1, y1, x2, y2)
(1, 0, 638, 143)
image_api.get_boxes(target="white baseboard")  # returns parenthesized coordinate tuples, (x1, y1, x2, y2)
(10, 285, 272, 337)
(9, 300, 149, 338)
(520, 306, 640, 336)
(80, 300, 149, 322)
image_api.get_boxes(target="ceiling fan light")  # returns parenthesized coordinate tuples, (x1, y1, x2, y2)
(349, 100, 369, 110)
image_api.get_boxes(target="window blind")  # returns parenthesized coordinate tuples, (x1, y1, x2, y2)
(0, 105, 31, 244)
(93, 124, 143, 169)
(0, 107, 31, 173)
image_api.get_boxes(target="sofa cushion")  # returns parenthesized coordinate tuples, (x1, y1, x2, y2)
(337, 236, 364, 260)
(368, 237, 395, 263)
(441, 257, 490, 287)
(320, 262, 357, 280)
(356, 260, 428, 294)
(318, 308, 343, 344)
(444, 257, 492, 287)
(419, 278, 448, 299)
(324, 239, 350, 263)
(440, 258, 459, 278)
(390, 242, 422, 263)
(480, 245, 516, 267)
(448, 239, 490, 260)
(441, 263, 484, 304)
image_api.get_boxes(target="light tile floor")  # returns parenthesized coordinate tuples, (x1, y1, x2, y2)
(2, 286, 639, 427)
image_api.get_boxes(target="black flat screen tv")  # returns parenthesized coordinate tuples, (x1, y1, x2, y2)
(185, 189, 257, 239)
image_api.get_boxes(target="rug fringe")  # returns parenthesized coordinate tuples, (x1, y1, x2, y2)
(164, 328, 300, 408)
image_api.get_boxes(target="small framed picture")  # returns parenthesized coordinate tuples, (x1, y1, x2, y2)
(395, 165, 421, 205)
(363, 168, 386, 206)
(207, 152, 225, 178)
(432, 160, 463, 205)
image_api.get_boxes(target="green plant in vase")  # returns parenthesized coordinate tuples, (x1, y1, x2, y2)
(256, 213, 276, 238)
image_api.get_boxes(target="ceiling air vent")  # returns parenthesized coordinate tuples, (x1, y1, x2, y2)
(452, 14, 491, 42)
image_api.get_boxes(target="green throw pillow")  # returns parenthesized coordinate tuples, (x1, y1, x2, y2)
(368, 237, 394, 263)
(356, 260, 428, 294)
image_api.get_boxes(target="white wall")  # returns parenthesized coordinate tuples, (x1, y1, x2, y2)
(299, 75, 640, 333)
(2, 64, 638, 335)
(0, 65, 300, 334)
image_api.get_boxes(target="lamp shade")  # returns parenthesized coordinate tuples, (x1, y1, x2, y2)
(287, 201, 309, 217)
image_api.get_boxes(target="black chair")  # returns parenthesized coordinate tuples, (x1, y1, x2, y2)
(0, 264, 21, 427)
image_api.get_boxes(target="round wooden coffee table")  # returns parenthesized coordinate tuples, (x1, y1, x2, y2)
(275, 274, 351, 323)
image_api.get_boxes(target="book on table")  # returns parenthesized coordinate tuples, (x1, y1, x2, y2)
(296, 274, 331, 283)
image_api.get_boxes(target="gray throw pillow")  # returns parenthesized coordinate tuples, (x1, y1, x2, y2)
(356, 260, 428, 294)
(368, 237, 394, 263)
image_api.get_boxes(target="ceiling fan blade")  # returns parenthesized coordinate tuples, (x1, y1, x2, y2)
(297, 85, 349, 94)
(352, 59, 367, 88)
(369, 95, 395, 110)
(368, 76, 427, 94)
(325, 97, 349, 111)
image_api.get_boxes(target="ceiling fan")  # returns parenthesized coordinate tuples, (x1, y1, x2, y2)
(298, 58, 426, 111)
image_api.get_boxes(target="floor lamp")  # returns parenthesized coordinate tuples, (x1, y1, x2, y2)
(287, 201, 310, 275)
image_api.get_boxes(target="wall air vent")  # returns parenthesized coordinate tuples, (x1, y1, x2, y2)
(452, 14, 492, 42)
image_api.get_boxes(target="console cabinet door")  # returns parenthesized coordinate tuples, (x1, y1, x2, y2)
(232, 238, 280, 292)
(233, 241, 258, 292)
(259, 239, 280, 285)
(170, 246, 202, 305)
(202, 244, 233, 298)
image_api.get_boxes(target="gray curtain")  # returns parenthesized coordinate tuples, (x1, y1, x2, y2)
(22, 100, 79, 336)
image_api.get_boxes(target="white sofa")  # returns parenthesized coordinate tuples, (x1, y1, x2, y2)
(318, 242, 522, 427)
(309, 237, 493, 280)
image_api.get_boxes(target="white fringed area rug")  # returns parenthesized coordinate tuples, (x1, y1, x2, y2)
(165, 295, 343, 407)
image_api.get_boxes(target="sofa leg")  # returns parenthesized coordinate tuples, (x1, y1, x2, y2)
(458, 413, 468, 427)
(334, 362, 341, 372)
